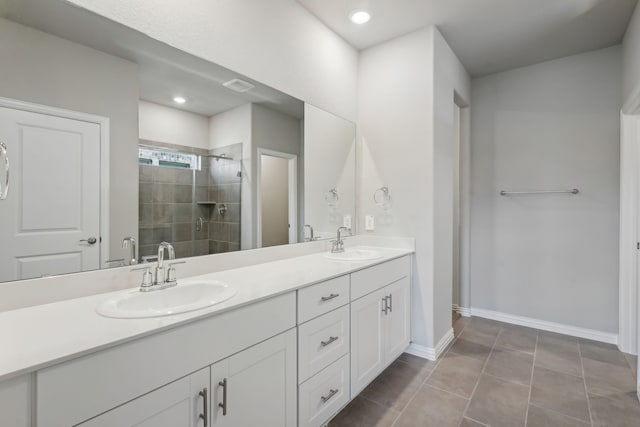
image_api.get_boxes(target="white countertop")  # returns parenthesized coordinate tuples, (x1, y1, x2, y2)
(0, 246, 413, 382)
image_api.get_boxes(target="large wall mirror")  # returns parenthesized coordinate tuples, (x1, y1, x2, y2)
(0, 0, 356, 283)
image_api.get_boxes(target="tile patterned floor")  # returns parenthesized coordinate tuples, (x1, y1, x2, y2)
(329, 316, 640, 427)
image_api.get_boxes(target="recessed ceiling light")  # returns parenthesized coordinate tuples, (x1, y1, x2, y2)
(173, 96, 186, 104)
(349, 10, 370, 25)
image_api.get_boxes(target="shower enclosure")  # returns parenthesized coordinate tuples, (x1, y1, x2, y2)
(138, 141, 242, 260)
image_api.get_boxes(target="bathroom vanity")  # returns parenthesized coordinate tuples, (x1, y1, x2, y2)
(0, 246, 412, 427)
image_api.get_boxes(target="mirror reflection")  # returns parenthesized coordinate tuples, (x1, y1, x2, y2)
(0, 0, 355, 283)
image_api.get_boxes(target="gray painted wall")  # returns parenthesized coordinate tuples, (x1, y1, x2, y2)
(470, 46, 622, 333)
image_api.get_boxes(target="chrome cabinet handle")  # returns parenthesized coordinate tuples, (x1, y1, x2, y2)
(320, 336, 339, 347)
(321, 293, 339, 302)
(381, 297, 388, 315)
(218, 378, 228, 416)
(388, 294, 393, 312)
(321, 388, 339, 403)
(79, 237, 97, 245)
(199, 387, 208, 427)
(0, 142, 9, 200)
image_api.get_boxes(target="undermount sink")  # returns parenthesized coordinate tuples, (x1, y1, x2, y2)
(97, 281, 237, 319)
(324, 248, 384, 262)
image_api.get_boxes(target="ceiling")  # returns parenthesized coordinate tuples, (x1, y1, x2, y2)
(1, 0, 304, 118)
(296, 0, 638, 76)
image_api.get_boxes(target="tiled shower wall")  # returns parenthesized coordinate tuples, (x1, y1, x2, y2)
(138, 141, 242, 259)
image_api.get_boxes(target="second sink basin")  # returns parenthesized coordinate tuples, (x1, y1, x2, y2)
(97, 281, 237, 319)
(324, 248, 383, 262)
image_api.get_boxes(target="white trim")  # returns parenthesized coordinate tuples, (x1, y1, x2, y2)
(470, 307, 618, 345)
(256, 148, 298, 248)
(0, 96, 110, 269)
(620, 112, 639, 354)
(405, 328, 455, 361)
(458, 306, 471, 317)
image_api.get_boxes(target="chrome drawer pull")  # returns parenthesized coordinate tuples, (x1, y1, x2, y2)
(321, 293, 339, 302)
(321, 388, 339, 403)
(320, 336, 339, 347)
(218, 378, 228, 416)
(0, 142, 8, 200)
(199, 387, 208, 426)
(381, 297, 388, 315)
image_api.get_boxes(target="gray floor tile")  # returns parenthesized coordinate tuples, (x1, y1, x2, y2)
(536, 333, 583, 377)
(526, 404, 590, 427)
(427, 351, 484, 398)
(360, 359, 426, 411)
(450, 337, 493, 362)
(393, 385, 467, 427)
(465, 317, 503, 336)
(485, 346, 534, 386)
(397, 352, 437, 378)
(328, 396, 398, 427)
(589, 392, 640, 427)
(624, 353, 637, 374)
(530, 366, 590, 422)
(466, 374, 529, 427)
(579, 339, 630, 367)
(460, 417, 488, 426)
(496, 324, 538, 354)
(582, 357, 637, 396)
(454, 316, 470, 337)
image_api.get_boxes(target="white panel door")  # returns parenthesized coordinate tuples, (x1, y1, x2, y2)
(210, 329, 297, 427)
(350, 288, 386, 396)
(78, 368, 209, 427)
(384, 277, 411, 363)
(0, 106, 101, 281)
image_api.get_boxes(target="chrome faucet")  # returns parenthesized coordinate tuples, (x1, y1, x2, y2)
(131, 242, 185, 292)
(122, 237, 137, 266)
(304, 224, 316, 242)
(331, 226, 351, 253)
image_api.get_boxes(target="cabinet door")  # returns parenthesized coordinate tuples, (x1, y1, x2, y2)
(384, 277, 411, 363)
(211, 329, 297, 427)
(350, 288, 386, 396)
(78, 367, 209, 427)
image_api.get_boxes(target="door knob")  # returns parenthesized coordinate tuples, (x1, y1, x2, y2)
(80, 237, 97, 245)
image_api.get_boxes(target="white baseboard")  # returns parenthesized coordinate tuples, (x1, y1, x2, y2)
(458, 307, 471, 317)
(406, 328, 455, 361)
(470, 307, 618, 345)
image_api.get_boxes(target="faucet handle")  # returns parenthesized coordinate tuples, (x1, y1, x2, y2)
(166, 260, 186, 284)
(130, 266, 153, 290)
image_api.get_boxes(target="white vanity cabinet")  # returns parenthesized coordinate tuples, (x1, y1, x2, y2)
(78, 368, 209, 427)
(0, 375, 31, 427)
(350, 258, 411, 396)
(210, 329, 297, 427)
(36, 292, 296, 427)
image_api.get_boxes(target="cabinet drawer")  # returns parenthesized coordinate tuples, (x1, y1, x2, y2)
(351, 256, 410, 301)
(298, 305, 350, 383)
(299, 354, 350, 427)
(298, 275, 349, 323)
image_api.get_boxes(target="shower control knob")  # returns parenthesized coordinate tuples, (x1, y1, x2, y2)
(80, 237, 97, 245)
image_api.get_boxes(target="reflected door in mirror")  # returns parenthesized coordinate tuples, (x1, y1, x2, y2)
(0, 106, 101, 281)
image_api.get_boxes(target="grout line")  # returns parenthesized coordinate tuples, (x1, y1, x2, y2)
(425, 382, 473, 401)
(457, 319, 501, 426)
(463, 416, 491, 426)
(578, 340, 595, 426)
(528, 403, 594, 426)
(524, 331, 539, 426)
